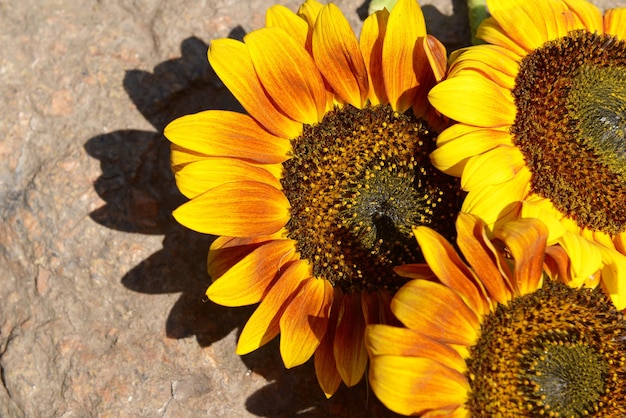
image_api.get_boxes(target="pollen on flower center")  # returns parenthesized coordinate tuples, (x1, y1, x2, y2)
(466, 280, 626, 416)
(281, 104, 462, 294)
(512, 30, 626, 235)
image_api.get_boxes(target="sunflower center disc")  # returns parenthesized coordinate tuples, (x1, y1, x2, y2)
(568, 64, 626, 174)
(466, 280, 626, 416)
(281, 104, 461, 293)
(512, 31, 626, 235)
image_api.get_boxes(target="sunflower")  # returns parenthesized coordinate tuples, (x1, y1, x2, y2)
(164, 0, 460, 397)
(427, 0, 626, 309)
(365, 213, 626, 416)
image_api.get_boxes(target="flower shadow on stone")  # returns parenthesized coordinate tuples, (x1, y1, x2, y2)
(84, 34, 252, 349)
(83, 0, 470, 413)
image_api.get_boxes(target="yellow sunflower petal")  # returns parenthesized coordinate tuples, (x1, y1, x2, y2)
(448, 45, 519, 90)
(360, 8, 390, 105)
(431, 125, 512, 177)
(494, 218, 548, 296)
(604, 8, 626, 39)
(368, 355, 469, 416)
(520, 197, 567, 244)
(487, 0, 572, 52)
(414, 226, 490, 316)
(558, 231, 604, 286)
(245, 27, 327, 124)
(297, 0, 324, 27)
(333, 292, 368, 387)
(382, 0, 426, 112)
(279, 277, 333, 368)
(563, 0, 603, 33)
(365, 324, 466, 373)
(265, 4, 309, 48)
(476, 17, 527, 57)
(597, 246, 626, 310)
(208, 39, 302, 139)
(206, 239, 296, 306)
(462, 167, 531, 228)
(173, 181, 290, 236)
(456, 213, 513, 305)
(236, 259, 311, 355)
(428, 75, 516, 127)
(164, 110, 291, 165)
(462, 145, 525, 190)
(314, 290, 342, 398)
(312, 4, 369, 107)
(174, 157, 281, 199)
(392, 279, 480, 346)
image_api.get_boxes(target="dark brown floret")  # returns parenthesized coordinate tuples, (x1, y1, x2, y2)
(281, 104, 463, 293)
(513, 31, 626, 235)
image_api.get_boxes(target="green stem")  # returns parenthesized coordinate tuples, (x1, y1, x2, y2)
(468, 0, 488, 45)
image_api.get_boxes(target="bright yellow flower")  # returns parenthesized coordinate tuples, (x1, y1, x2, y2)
(164, 0, 457, 397)
(366, 213, 626, 416)
(428, 0, 626, 309)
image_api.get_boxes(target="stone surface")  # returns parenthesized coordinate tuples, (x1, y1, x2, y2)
(0, 0, 621, 417)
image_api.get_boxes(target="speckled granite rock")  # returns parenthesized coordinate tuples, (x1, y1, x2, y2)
(0, 0, 620, 416)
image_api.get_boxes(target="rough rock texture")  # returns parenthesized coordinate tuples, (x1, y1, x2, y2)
(0, 0, 620, 417)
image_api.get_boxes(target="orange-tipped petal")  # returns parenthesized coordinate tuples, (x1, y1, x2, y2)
(237, 259, 311, 355)
(368, 355, 469, 416)
(265, 4, 309, 48)
(365, 325, 466, 373)
(208, 39, 302, 139)
(455, 213, 512, 305)
(361, 289, 397, 326)
(173, 181, 290, 236)
(165, 110, 291, 165)
(207, 239, 296, 306)
(394, 263, 436, 281)
(494, 217, 548, 296)
(280, 277, 333, 368)
(414, 226, 490, 316)
(245, 27, 327, 124)
(333, 292, 367, 387)
(382, 0, 426, 112)
(174, 157, 282, 199)
(423, 35, 447, 83)
(392, 280, 479, 346)
(544, 244, 572, 283)
(207, 233, 286, 279)
(314, 289, 343, 398)
(312, 4, 369, 107)
(360, 8, 389, 105)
